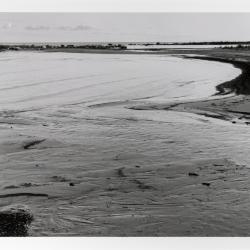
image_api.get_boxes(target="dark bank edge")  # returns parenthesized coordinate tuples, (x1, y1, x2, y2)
(183, 55, 250, 96)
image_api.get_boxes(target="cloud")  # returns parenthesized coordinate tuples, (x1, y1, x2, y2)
(24, 24, 95, 32)
(57, 25, 94, 31)
(25, 25, 50, 31)
(2, 22, 12, 29)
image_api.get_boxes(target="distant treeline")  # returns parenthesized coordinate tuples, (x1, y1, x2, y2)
(128, 41, 250, 46)
(171, 41, 250, 45)
(2, 42, 250, 51)
(0, 43, 127, 51)
(221, 44, 250, 50)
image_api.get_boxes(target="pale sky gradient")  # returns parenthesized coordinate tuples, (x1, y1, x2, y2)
(0, 13, 250, 43)
(2, 0, 250, 12)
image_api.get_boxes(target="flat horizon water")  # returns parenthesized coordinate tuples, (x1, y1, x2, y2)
(0, 51, 241, 110)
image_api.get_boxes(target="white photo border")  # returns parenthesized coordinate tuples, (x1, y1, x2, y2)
(0, 1, 250, 249)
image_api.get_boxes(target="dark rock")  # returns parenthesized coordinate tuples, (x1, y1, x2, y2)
(117, 168, 126, 177)
(21, 183, 32, 188)
(107, 186, 117, 191)
(23, 139, 45, 150)
(188, 172, 199, 177)
(4, 185, 19, 189)
(132, 179, 155, 190)
(69, 182, 75, 186)
(0, 204, 33, 236)
(202, 182, 211, 187)
(51, 176, 69, 182)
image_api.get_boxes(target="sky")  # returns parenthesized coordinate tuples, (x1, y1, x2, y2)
(0, 13, 250, 43)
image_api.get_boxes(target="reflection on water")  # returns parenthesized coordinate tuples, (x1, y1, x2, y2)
(0, 51, 240, 109)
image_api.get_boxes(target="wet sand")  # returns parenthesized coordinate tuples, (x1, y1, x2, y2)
(2, 111, 250, 236)
(147, 50, 250, 126)
(1, 48, 250, 236)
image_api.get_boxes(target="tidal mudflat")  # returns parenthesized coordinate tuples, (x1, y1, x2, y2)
(1, 50, 250, 236)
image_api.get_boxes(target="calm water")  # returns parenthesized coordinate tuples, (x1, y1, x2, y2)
(126, 44, 242, 50)
(0, 51, 240, 110)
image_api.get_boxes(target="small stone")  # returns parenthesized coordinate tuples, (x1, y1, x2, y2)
(69, 182, 75, 186)
(188, 172, 199, 177)
(202, 182, 211, 187)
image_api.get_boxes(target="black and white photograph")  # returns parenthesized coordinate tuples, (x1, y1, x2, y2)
(1, 0, 250, 247)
